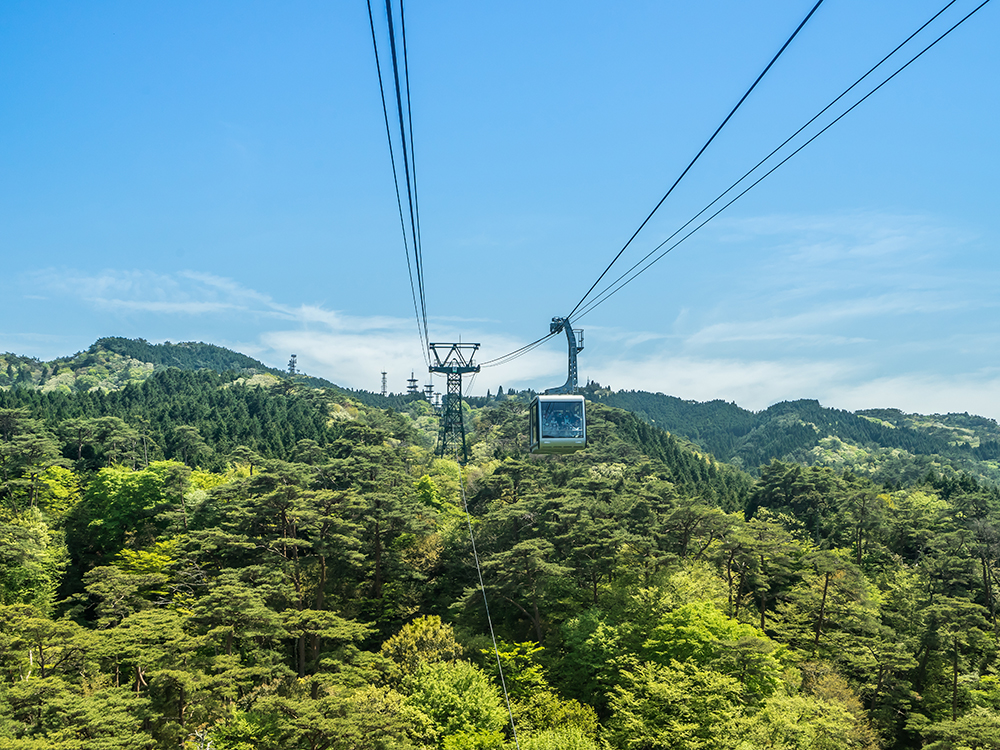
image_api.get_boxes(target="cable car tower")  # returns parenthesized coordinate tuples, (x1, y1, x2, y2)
(429, 342, 480, 463)
(544, 317, 584, 395)
(530, 317, 587, 454)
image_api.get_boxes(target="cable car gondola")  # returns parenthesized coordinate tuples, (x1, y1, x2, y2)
(529, 317, 587, 454)
(530, 393, 586, 454)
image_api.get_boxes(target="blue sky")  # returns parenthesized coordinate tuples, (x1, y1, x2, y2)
(2, 1, 999, 418)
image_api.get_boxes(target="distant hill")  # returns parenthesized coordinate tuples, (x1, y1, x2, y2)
(0, 337, 420, 408)
(583, 383, 1000, 485)
(92, 337, 277, 372)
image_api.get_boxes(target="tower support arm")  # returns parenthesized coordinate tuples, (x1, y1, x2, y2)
(544, 317, 582, 395)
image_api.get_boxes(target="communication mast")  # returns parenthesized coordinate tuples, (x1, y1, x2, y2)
(428, 342, 480, 463)
(288, 355, 298, 375)
(407, 371, 420, 396)
(381, 371, 388, 397)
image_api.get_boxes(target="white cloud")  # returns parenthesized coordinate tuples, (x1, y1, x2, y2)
(826, 372, 1000, 421)
(584, 351, 1000, 422)
(718, 212, 970, 265)
(260, 324, 568, 395)
(681, 292, 962, 349)
(584, 353, 859, 410)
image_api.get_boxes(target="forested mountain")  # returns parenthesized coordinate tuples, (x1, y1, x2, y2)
(3, 341, 1000, 748)
(9, 336, 998, 484)
(585, 383, 1000, 484)
(0, 337, 417, 407)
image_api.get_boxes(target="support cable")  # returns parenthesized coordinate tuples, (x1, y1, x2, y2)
(458, 466, 520, 749)
(573, 0, 993, 323)
(572, 0, 962, 322)
(367, 0, 428, 363)
(478, 331, 560, 369)
(565, 0, 826, 321)
(393, 0, 430, 345)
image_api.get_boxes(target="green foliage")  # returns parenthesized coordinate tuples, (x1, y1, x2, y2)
(405, 661, 507, 740)
(520, 726, 599, 750)
(607, 660, 742, 749)
(722, 688, 879, 750)
(70, 462, 175, 560)
(643, 601, 784, 699)
(557, 610, 634, 712)
(415, 474, 444, 510)
(4, 339, 1000, 748)
(381, 615, 463, 677)
(205, 710, 280, 750)
(922, 710, 1000, 749)
(0, 509, 66, 610)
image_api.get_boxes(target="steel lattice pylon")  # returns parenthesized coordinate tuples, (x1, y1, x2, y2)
(428, 343, 480, 463)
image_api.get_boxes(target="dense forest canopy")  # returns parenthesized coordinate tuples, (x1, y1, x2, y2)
(2, 339, 1000, 748)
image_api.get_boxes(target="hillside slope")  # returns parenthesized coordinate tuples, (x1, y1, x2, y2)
(0, 337, 414, 406)
(584, 383, 1000, 484)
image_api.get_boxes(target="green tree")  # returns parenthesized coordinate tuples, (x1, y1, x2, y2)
(643, 600, 784, 700)
(172, 425, 211, 467)
(606, 661, 742, 750)
(0, 510, 66, 609)
(381, 615, 464, 677)
(405, 660, 507, 742)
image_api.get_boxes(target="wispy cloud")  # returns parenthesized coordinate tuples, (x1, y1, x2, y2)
(682, 291, 963, 349)
(718, 211, 974, 265)
(22, 267, 568, 392)
(26, 268, 437, 335)
(27, 268, 294, 319)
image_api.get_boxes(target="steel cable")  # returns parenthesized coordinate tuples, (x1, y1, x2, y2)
(573, 0, 993, 323)
(565, 0, 826, 321)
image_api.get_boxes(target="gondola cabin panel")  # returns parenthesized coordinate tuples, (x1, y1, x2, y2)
(529, 394, 586, 454)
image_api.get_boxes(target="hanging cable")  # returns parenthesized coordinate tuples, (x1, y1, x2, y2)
(399, 1, 429, 344)
(457, 465, 521, 748)
(572, 0, 993, 323)
(564, 0, 826, 321)
(480, 1, 825, 380)
(386, 0, 429, 345)
(367, 0, 427, 363)
(478, 330, 560, 369)
(573, 0, 965, 321)
(368, 0, 430, 365)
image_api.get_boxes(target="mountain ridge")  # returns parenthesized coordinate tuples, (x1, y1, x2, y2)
(3, 337, 998, 484)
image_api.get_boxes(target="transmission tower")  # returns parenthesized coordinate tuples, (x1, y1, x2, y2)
(428, 343, 480, 463)
(381, 371, 387, 397)
(406, 371, 420, 396)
